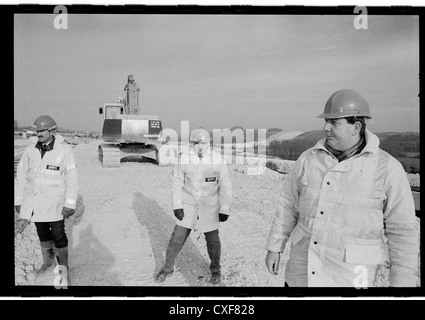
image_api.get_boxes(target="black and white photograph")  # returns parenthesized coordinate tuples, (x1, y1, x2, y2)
(8, 2, 422, 300)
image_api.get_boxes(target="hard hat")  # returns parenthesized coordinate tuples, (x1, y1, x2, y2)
(33, 115, 57, 131)
(318, 89, 372, 119)
(189, 128, 210, 144)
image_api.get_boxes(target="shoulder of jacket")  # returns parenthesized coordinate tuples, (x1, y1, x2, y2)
(376, 147, 389, 156)
(378, 148, 404, 171)
(55, 135, 73, 150)
(175, 152, 191, 168)
(297, 146, 317, 162)
(54, 134, 65, 144)
(178, 151, 190, 161)
(211, 149, 225, 159)
(28, 136, 38, 145)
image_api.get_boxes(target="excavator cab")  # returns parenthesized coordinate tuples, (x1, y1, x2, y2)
(99, 104, 124, 118)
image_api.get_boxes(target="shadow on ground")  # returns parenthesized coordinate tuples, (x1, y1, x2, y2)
(132, 191, 216, 286)
(66, 195, 121, 286)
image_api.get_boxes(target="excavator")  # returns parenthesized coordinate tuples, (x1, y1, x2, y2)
(98, 75, 163, 167)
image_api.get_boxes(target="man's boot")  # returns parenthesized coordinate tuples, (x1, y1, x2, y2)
(35, 240, 56, 275)
(55, 246, 69, 286)
(205, 230, 222, 285)
(154, 225, 191, 283)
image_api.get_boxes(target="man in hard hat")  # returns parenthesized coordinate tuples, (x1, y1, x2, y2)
(265, 89, 419, 287)
(14, 115, 78, 286)
(155, 128, 232, 285)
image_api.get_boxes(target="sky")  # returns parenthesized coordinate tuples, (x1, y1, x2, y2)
(14, 12, 419, 134)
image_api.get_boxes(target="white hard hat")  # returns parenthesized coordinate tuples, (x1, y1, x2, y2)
(189, 128, 210, 144)
(318, 89, 372, 119)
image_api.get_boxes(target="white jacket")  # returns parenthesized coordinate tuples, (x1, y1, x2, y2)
(170, 147, 232, 233)
(266, 130, 419, 287)
(14, 134, 78, 222)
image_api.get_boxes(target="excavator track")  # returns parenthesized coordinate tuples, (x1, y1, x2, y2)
(98, 144, 121, 168)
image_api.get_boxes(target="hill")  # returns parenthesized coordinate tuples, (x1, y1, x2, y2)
(266, 131, 305, 145)
(267, 130, 420, 173)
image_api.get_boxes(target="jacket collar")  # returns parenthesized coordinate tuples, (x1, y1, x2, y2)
(312, 129, 380, 156)
(189, 146, 212, 158)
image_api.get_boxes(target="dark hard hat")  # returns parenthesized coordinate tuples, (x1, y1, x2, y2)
(33, 115, 57, 131)
(318, 89, 372, 119)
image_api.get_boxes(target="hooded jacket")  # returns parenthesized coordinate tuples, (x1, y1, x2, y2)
(266, 130, 418, 287)
(14, 134, 78, 222)
(171, 147, 232, 233)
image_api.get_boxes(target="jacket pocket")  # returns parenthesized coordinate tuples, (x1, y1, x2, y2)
(289, 224, 306, 246)
(345, 238, 387, 265)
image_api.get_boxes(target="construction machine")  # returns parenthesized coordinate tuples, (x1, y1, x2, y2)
(98, 75, 163, 167)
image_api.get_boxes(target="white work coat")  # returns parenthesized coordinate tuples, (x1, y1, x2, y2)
(171, 147, 232, 233)
(266, 130, 419, 287)
(14, 134, 78, 222)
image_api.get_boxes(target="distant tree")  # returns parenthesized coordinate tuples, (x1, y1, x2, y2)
(267, 140, 278, 156)
(410, 166, 419, 174)
(14, 120, 18, 131)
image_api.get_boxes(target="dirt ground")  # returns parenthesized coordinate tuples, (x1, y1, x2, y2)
(14, 136, 420, 290)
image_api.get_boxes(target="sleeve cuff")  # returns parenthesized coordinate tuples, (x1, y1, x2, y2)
(64, 199, 77, 209)
(219, 205, 230, 215)
(265, 235, 289, 253)
(173, 200, 183, 210)
(19, 211, 32, 220)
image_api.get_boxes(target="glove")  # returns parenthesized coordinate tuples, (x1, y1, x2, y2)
(14, 205, 21, 214)
(62, 207, 75, 219)
(15, 218, 29, 236)
(219, 213, 228, 222)
(174, 208, 184, 221)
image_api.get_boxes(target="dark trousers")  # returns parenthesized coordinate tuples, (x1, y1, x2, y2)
(163, 225, 221, 274)
(34, 219, 68, 248)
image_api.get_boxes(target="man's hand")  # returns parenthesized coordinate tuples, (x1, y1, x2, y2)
(219, 213, 228, 222)
(15, 218, 29, 236)
(14, 205, 21, 214)
(62, 207, 75, 219)
(174, 208, 184, 221)
(265, 251, 281, 275)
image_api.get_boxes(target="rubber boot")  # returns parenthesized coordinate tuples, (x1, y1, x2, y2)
(205, 230, 221, 284)
(55, 246, 69, 287)
(35, 240, 56, 275)
(154, 226, 191, 283)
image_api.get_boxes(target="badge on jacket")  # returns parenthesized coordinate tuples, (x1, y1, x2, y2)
(46, 165, 60, 171)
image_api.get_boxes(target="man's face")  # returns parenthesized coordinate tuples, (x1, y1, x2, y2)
(36, 129, 53, 144)
(323, 118, 357, 151)
(192, 142, 210, 156)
